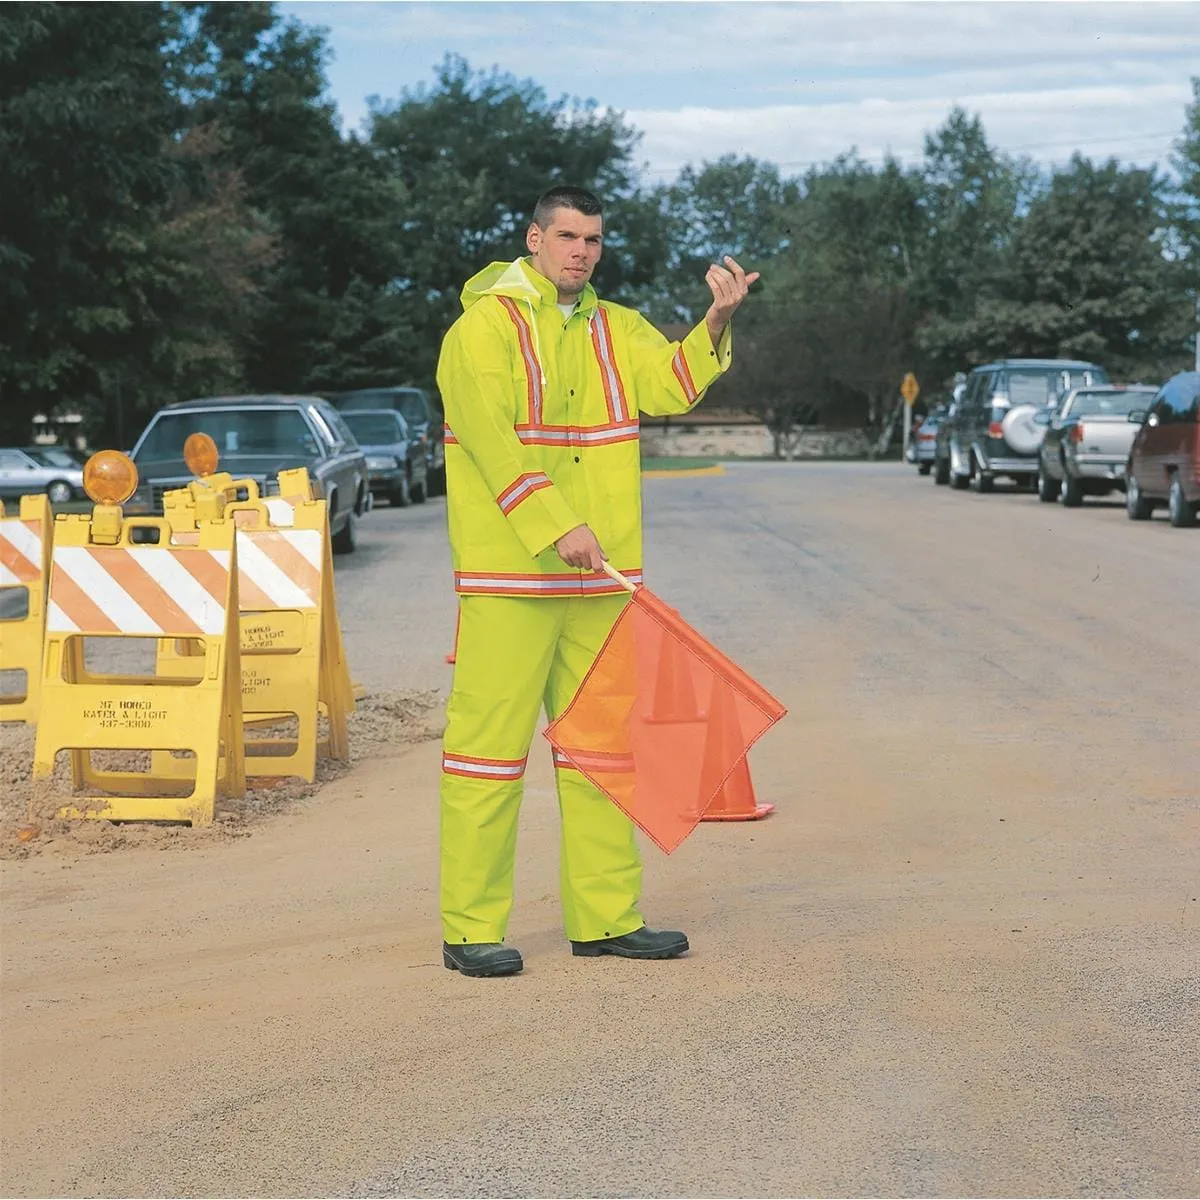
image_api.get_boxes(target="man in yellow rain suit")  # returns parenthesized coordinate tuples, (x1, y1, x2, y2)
(436, 185, 758, 977)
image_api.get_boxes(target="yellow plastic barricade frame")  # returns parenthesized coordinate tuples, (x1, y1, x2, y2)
(32, 512, 245, 826)
(152, 478, 349, 782)
(0, 494, 52, 724)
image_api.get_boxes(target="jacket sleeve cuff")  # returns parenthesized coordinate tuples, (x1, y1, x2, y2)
(503, 479, 582, 558)
(677, 321, 733, 404)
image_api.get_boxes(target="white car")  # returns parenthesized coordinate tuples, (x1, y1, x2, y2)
(0, 446, 85, 504)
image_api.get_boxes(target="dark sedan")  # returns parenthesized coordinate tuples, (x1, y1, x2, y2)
(341, 409, 429, 507)
(128, 395, 370, 553)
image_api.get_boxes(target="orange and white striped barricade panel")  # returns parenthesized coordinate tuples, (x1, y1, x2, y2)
(274, 467, 358, 717)
(229, 495, 352, 760)
(32, 513, 244, 826)
(0, 494, 52, 724)
(212, 496, 335, 780)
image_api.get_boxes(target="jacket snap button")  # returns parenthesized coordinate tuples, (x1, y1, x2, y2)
(574, 456, 581, 463)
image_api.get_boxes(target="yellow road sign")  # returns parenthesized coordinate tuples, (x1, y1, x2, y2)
(901, 373, 920, 406)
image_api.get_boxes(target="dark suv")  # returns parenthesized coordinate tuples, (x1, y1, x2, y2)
(331, 386, 445, 496)
(128, 395, 370, 553)
(944, 358, 1109, 492)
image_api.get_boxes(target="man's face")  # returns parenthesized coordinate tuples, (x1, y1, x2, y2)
(526, 207, 603, 299)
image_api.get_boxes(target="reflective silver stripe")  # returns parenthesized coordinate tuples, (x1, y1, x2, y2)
(454, 571, 643, 595)
(497, 472, 551, 514)
(442, 755, 527, 778)
(591, 309, 627, 422)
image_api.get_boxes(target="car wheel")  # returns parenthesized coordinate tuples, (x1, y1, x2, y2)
(917, 463, 931, 476)
(934, 456, 950, 486)
(971, 457, 994, 493)
(1168, 475, 1197, 528)
(332, 508, 357, 554)
(1061, 468, 1084, 508)
(391, 472, 411, 508)
(1037, 467, 1059, 503)
(1125, 473, 1153, 521)
(46, 480, 73, 504)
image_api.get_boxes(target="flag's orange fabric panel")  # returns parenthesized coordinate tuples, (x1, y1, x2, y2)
(545, 587, 787, 853)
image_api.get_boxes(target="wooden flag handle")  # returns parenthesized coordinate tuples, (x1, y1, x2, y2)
(600, 561, 639, 593)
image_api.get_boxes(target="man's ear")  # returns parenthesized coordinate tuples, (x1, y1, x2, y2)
(526, 223, 540, 254)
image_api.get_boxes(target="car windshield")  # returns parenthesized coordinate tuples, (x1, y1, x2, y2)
(1069, 391, 1152, 417)
(340, 389, 427, 426)
(135, 409, 319, 461)
(342, 412, 403, 444)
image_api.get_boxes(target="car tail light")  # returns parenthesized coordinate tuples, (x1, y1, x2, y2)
(1068, 424, 1084, 444)
(987, 421, 1004, 439)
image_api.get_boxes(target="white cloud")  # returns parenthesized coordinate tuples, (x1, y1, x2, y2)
(285, 1, 1198, 172)
(625, 81, 1192, 176)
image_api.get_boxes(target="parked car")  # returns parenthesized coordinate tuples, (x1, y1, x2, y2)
(330, 386, 445, 496)
(943, 358, 1109, 492)
(1034, 384, 1158, 506)
(909, 402, 948, 476)
(0, 446, 85, 503)
(1124, 371, 1200, 527)
(128, 395, 370, 553)
(340, 409, 429, 508)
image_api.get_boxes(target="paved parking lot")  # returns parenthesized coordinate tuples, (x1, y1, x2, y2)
(2, 462, 1197, 1197)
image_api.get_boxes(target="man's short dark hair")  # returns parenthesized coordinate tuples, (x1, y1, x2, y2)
(532, 186, 603, 229)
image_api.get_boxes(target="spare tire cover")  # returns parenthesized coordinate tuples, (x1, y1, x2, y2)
(1002, 405, 1044, 454)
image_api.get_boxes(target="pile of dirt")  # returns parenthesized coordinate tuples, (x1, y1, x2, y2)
(0, 687, 443, 860)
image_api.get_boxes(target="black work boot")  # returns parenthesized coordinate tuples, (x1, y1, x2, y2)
(442, 942, 524, 977)
(570, 926, 689, 959)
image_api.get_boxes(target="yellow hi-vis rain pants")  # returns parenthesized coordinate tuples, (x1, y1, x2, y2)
(441, 592, 642, 945)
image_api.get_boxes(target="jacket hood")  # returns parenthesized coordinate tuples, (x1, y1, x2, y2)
(459, 257, 597, 313)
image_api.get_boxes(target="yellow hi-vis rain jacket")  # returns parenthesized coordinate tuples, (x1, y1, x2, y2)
(436, 257, 732, 597)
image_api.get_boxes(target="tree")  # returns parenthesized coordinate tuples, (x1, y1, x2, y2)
(962, 155, 1191, 378)
(731, 154, 926, 454)
(174, 3, 411, 397)
(367, 55, 649, 385)
(912, 108, 1032, 382)
(0, 3, 182, 441)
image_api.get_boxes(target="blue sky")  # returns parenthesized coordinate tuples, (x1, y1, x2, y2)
(277, 1, 1198, 178)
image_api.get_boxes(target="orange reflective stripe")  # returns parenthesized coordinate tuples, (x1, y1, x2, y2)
(0, 521, 42, 584)
(496, 472, 552, 515)
(672, 345, 699, 405)
(454, 569, 643, 597)
(497, 296, 544, 425)
(442, 752, 528, 780)
(590, 307, 628, 423)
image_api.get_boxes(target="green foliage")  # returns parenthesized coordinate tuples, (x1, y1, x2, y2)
(0, 6, 1194, 455)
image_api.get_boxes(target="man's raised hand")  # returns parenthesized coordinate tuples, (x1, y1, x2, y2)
(705, 255, 760, 348)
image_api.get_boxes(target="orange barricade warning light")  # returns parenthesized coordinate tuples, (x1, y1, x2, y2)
(544, 584, 786, 854)
(83, 451, 138, 505)
(183, 432, 220, 478)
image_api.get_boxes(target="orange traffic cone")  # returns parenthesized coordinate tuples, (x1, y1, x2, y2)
(701, 754, 774, 821)
(644, 632, 704, 723)
(698, 682, 774, 821)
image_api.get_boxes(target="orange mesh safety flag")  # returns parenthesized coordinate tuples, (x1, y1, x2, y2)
(544, 583, 787, 853)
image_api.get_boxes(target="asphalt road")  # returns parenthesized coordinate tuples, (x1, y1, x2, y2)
(2, 463, 1197, 1198)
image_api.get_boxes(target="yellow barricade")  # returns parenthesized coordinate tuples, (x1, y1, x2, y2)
(32, 509, 245, 826)
(0, 494, 52, 724)
(148, 472, 348, 782)
(266, 467, 357, 719)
